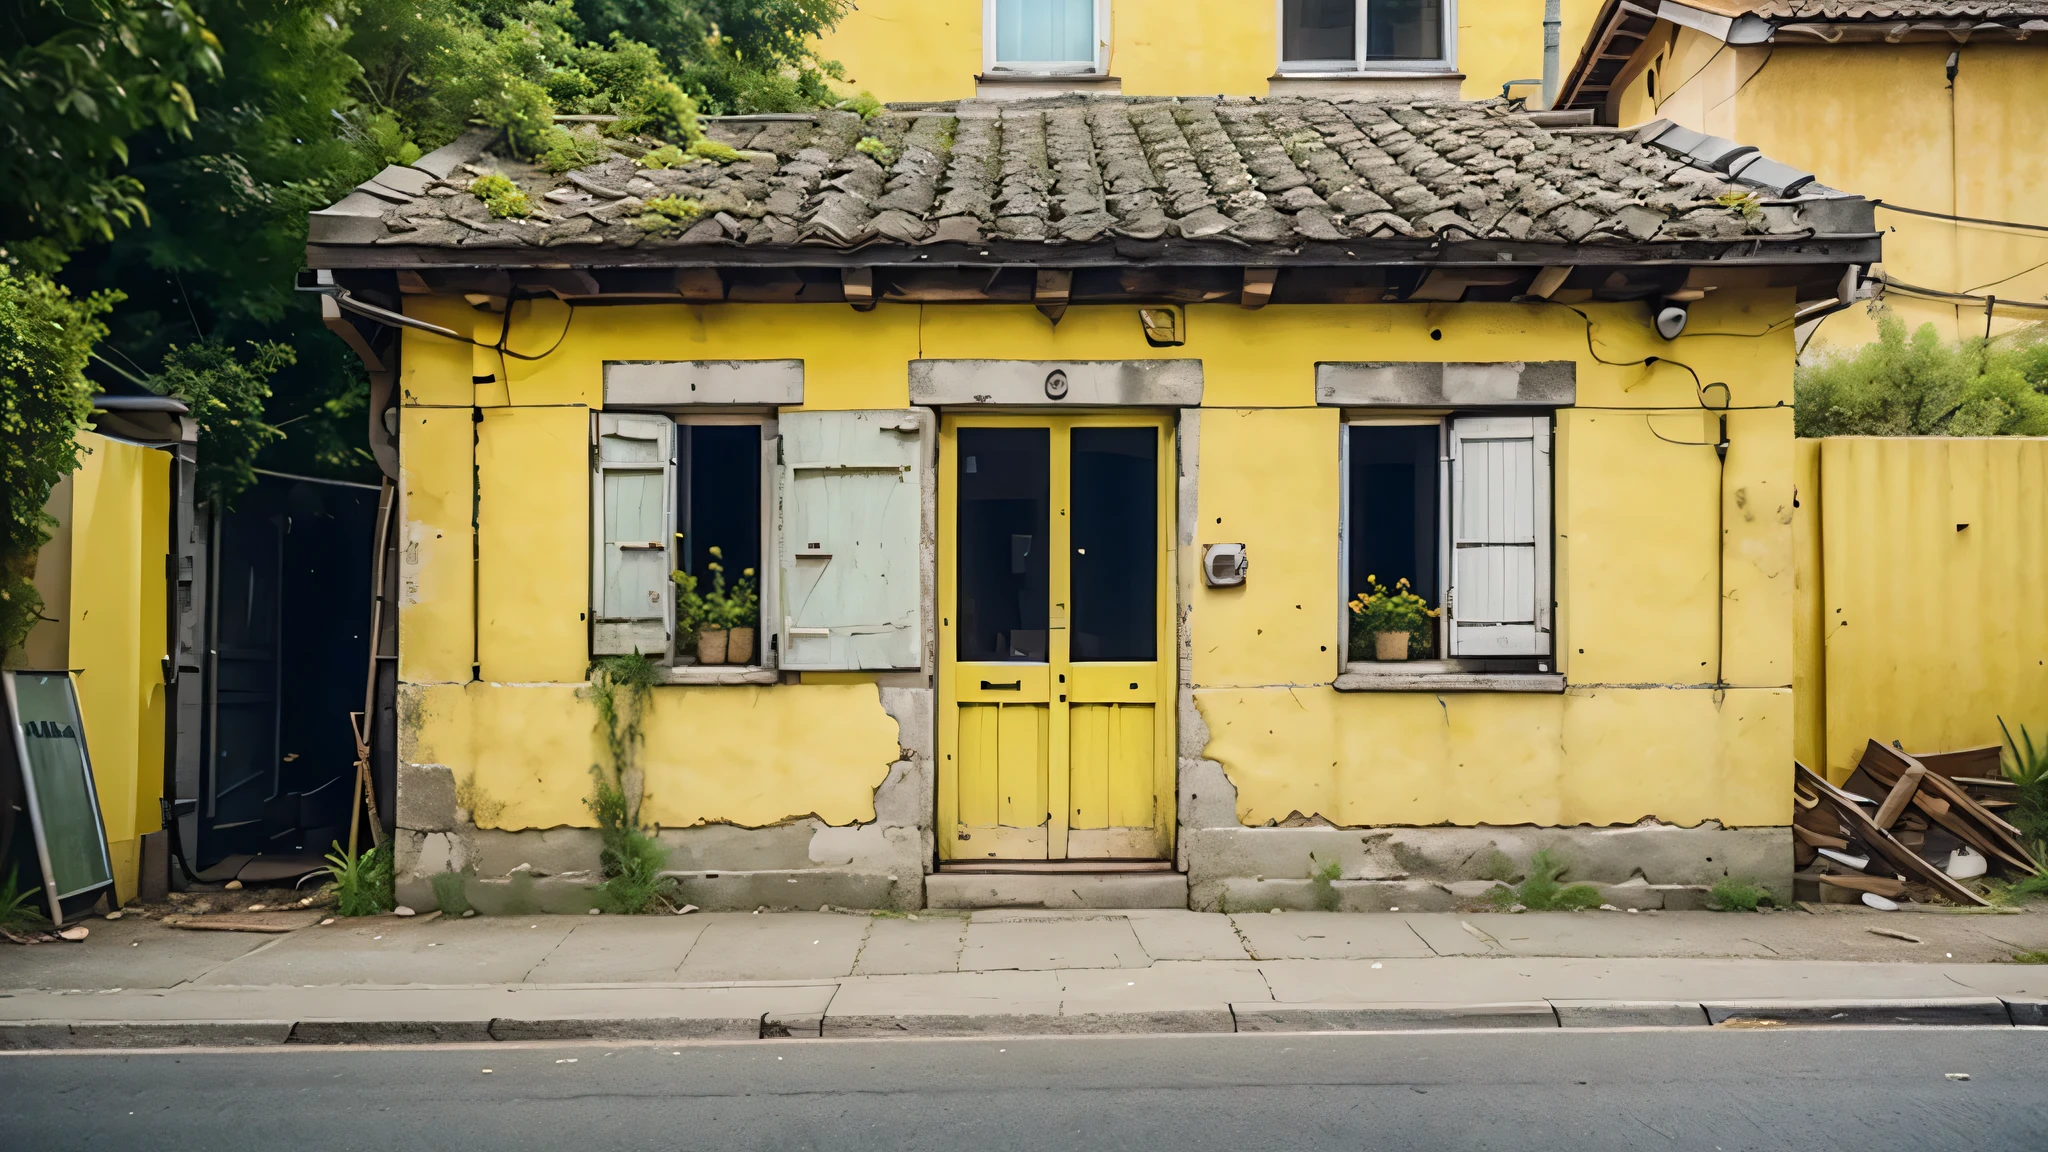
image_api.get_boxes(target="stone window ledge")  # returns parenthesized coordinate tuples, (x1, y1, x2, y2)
(1335, 664, 1564, 693)
(1268, 72, 1464, 99)
(654, 664, 778, 686)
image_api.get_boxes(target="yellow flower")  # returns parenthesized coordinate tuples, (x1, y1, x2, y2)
(708, 545, 723, 558)
(742, 567, 755, 577)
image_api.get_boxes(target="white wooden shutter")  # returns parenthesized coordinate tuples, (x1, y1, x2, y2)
(1447, 415, 1552, 657)
(591, 413, 674, 656)
(778, 409, 926, 670)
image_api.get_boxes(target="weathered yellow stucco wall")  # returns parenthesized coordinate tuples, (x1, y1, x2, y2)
(1612, 36, 2048, 350)
(400, 292, 1796, 834)
(1794, 437, 2048, 785)
(9, 432, 170, 904)
(817, 0, 1604, 101)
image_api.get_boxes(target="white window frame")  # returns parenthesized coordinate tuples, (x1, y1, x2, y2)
(1338, 411, 1555, 681)
(984, 0, 1112, 75)
(1275, 0, 1457, 74)
(592, 410, 780, 679)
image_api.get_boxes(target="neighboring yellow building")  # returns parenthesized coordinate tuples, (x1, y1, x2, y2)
(308, 59, 1881, 909)
(1555, 0, 2048, 351)
(819, 0, 1608, 104)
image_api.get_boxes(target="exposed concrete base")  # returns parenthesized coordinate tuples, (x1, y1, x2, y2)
(666, 869, 920, 912)
(1183, 822, 1791, 913)
(926, 872, 1190, 909)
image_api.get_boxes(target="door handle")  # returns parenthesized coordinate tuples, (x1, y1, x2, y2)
(980, 680, 1021, 690)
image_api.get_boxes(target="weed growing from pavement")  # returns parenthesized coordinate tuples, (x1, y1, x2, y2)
(1491, 849, 1603, 911)
(1309, 854, 1343, 911)
(1707, 879, 1776, 912)
(585, 653, 680, 913)
(0, 867, 49, 932)
(324, 842, 395, 917)
(2014, 950, 2048, 964)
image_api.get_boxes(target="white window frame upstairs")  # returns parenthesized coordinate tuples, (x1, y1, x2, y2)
(1275, 0, 1457, 74)
(984, 0, 1112, 75)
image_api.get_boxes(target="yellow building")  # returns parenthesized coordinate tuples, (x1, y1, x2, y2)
(819, 0, 1610, 105)
(1555, 1, 2048, 350)
(307, 81, 1879, 910)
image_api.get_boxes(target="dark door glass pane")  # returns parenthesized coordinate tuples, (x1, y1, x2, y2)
(678, 425, 761, 617)
(1070, 427, 1157, 662)
(1283, 0, 1356, 62)
(1349, 424, 1440, 607)
(1366, 0, 1442, 60)
(958, 428, 1050, 662)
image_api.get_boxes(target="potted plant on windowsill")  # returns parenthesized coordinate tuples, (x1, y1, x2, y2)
(1348, 575, 1439, 662)
(671, 546, 760, 666)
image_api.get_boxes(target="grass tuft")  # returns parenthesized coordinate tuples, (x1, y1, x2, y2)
(1707, 878, 1775, 912)
(324, 842, 395, 917)
(1491, 849, 1603, 911)
(1309, 854, 1343, 912)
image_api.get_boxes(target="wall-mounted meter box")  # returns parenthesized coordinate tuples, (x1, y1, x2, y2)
(1204, 543, 1247, 587)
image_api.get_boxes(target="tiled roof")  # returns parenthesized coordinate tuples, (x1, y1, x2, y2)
(309, 96, 1859, 257)
(1722, 0, 2048, 16)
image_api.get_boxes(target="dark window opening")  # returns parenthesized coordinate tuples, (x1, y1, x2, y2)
(1283, 0, 1356, 62)
(1070, 427, 1158, 662)
(677, 423, 761, 627)
(1349, 424, 1441, 656)
(1367, 0, 1443, 61)
(957, 428, 1050, 662)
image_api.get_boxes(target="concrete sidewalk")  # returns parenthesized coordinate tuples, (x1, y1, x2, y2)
(4, 907, 2046, 1047)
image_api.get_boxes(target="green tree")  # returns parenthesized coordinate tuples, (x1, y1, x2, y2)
(155, 339, 295, 504)
(0, 267, 119, 652)
(1796, 312, 2048, 438)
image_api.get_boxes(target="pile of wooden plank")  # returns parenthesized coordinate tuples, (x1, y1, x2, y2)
(1793, 741, 2040, 908)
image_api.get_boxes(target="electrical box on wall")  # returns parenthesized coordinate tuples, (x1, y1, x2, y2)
(1204, 543, 1247, 587)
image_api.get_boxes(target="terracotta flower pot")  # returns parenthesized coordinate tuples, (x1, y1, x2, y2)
(697, 628, 729, 665)
(727, 626, 756, 665)
(1374, 631, 1412, 662)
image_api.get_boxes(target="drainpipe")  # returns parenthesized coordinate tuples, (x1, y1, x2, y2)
(1542, 0, 1563, 110)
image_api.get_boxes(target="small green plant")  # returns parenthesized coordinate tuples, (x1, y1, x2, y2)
(1491, 849, 1603, 911)
(1999, 718, 2048, 868)
(1707, 878, 1775, 912)
(2014, 950, 2048, 965)
(637, 194, 705, 232)
(324, 842, 395, 917)
(430, 872, 473, 917)
(0, 867, 50, 933)
(1348, 575, 1439, 660)
(469, 174, 531, 218)
(1986, 874, 2048, 906)
(838, 91, 883, 120)
(672, 546, 757, 635)
(1716, 189, 1763, 222)
(584, 652, 677, 913)
(854, 135, 895, 165)
(539, 132, 610, 173)
(688, 138, 743, 164)
(638, 144, 689, 169)
(1309, 854, 1343, 912)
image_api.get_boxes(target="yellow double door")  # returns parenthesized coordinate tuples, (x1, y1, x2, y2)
(937, 413, 1175, 862)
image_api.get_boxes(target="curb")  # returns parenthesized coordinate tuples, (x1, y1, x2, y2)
(2, 996, 2037, 1050)
(1703, 998, 2015, 1027)
(1230, 1002, 1558, 1032)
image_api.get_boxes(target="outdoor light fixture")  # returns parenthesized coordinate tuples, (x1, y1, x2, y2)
(1655, 302, 1690, 340)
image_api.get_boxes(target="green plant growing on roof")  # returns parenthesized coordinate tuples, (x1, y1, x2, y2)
(1706, 878, 1774, 912)
(838, 91, 883, 120)
(1490, 849, 1602, 911)
(854, 135, 895, 165)
(469, 174, 531, 218)
(639, 144, 690, 169)
(324, 841, 395, 917)
(688, 139, 743, 164)
(1716, 189, 1763, 222)
(1309, 854, 1343, 912)
(638, 194, 706, 232)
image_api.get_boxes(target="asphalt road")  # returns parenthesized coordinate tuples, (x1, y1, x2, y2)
(5, 1029, 2044, 1151)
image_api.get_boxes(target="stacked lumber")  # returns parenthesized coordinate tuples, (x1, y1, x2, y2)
(1793, 741, 2042, 908)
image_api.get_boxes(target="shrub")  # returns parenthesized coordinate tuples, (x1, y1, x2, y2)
(1796, 313, 2048, 437)
(154, 340, 293, 506)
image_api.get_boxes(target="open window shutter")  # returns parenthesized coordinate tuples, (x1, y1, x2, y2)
(591, 413, 673, 655)
(778, 409, 925, 670)
(1447, 415, 1552, 657)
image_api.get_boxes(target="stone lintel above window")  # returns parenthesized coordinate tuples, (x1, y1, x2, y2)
(1317, 361, 1576, 408)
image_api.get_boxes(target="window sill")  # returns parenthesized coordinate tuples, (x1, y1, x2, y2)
(654, 664, 779, 686)
(1267, 71, 1464, 99)
(1335, 664, 1564, 693)
(976, 72, 1122, 98)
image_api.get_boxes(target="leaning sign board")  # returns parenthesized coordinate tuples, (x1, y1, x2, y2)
(2, 671, 114, 927)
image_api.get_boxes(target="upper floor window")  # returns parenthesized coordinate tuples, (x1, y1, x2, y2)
(989, 0, 1103, 73)
(1281, 0, 1451, 70)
